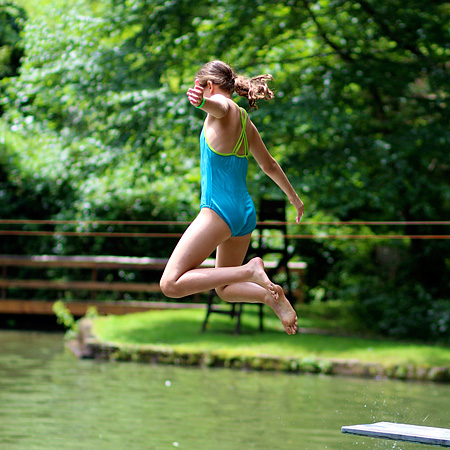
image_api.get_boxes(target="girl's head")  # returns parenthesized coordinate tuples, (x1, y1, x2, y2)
(196, 60, 274, 109)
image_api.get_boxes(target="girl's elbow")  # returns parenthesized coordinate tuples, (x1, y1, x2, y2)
(214, 110, 227, 119)
(261, 159, 279, 175)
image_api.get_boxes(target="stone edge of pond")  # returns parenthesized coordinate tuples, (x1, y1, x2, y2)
(68, 318, 450, 383)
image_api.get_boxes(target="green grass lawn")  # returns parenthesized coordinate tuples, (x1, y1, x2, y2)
(92, 305, 450, 368)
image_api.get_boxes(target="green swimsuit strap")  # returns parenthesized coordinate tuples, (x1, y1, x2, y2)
(231, 108, 249, 157)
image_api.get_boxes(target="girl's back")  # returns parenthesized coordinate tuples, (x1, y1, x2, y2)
(204, 97, 251, 157)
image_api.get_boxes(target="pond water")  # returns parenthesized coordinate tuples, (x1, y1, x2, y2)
(0, 330, 448, 450)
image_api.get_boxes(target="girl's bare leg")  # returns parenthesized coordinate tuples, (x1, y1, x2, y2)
(214, 235, 298, 335)
(160, 208, 277, 298)
(217, 282, 298, 335)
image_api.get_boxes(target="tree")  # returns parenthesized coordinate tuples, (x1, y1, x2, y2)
(1, 0, 449, 338)
(0, 0, 26, 115)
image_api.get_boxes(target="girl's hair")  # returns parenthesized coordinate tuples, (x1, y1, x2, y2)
(196, 60, 274, 109)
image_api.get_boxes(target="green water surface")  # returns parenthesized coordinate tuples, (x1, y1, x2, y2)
(0, 330, 448, 450)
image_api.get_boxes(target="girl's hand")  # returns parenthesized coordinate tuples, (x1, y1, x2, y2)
(186, 79, 204, 107)
(292, 197, 305, 224)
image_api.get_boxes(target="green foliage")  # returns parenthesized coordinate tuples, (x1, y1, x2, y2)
(53, 300, 98, 339)
(53, 300, 77, 337)
(0, 0, 26, 79)
(354, 278, 450, 342)
(0, 0, 26, 116)
(1, 0, 449, 339)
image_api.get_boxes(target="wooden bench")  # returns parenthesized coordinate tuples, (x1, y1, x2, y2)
(0, 299, 205, 316)
(0, 255, 306, 323)
(0, 254, 169, 316)
(0, 255, 167, 299)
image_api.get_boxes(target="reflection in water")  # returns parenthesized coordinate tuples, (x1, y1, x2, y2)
(0, 330, 448, 450)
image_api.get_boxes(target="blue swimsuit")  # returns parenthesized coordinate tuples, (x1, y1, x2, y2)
(200, 107, 257, 237)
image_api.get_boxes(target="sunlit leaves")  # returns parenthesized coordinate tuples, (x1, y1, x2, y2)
(1, 0, 449, 336)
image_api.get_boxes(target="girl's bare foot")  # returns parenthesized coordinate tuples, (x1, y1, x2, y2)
(246, 257, 278, 299)
(266, 285, 298, 335)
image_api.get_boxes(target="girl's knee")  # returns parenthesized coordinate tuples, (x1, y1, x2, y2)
(160, 275, 182, 299)
(215, 286, 228, 301)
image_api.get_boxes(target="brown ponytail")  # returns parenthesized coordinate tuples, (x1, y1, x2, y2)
(234, 74, 274, 109)
(196, 60, 274, 109)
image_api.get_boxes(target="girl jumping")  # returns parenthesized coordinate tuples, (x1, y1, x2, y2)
(160, 60, 304, 335)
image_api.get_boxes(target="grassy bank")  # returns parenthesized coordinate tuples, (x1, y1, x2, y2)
(91, 305, 450, 369)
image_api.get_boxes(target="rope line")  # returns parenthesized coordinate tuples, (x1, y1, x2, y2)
(284, 235, 450, 240)
(0, 220, 191, 226)
(1, 220, 450, 226)
(1, 220, 449, 239)
(1, 230, 449, 239)
(0, 231, 183, 238)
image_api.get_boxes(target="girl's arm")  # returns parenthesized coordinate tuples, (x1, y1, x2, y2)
(186, 81, 229, 119)
(248, 122, 304, 223)
(198, 94, 230, 119)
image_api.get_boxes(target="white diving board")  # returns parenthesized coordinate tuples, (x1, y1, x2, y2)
(341, 422, 450, 447)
